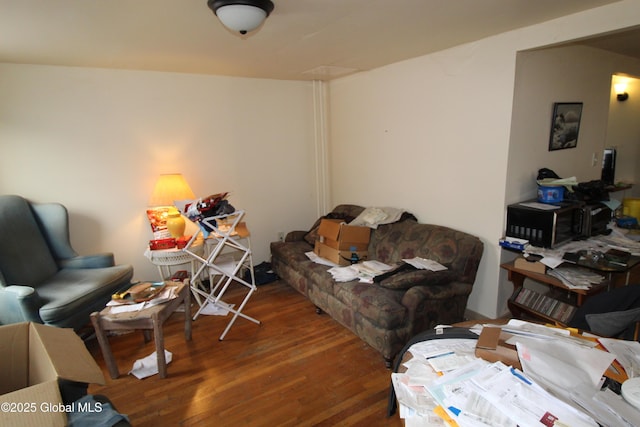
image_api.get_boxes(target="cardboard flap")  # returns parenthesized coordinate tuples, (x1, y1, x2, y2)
(476, 326, 501, 350)
(0, 380, 66, 427)
(318, 219, 370, 244)
(0, 323, 29, 394)
(475, 327, 521, 370)
(318, 219, 344, 241)
(30, 323, 105, 386)
(338, 223, 370, 243)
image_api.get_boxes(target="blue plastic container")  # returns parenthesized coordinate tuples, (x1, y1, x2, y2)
(537, 185, 564, 203)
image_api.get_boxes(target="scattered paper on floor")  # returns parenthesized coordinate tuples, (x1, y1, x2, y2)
(199, 300, 235, 316)
(129, 350, 172, 379)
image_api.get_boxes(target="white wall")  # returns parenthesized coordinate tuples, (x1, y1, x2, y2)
(328, 37, 515, 318)
(328, 0, 640, 318)
(606, 74, 640, 197)
(0, 64, 319, 281)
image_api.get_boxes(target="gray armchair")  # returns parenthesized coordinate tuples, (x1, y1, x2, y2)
(0, 195, 133, 331)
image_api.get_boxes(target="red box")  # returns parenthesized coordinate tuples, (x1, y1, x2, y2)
(149, 238, 176, 250)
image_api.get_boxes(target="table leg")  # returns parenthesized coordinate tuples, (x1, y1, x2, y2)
(185, 284, 192, 341)
(90, 312, 120, 379)
(152, 311, 167, 379)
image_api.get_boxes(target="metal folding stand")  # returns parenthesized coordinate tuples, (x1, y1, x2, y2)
(183, 209, 260, 340)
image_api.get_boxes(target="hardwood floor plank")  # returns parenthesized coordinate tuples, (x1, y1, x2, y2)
(86, 280, 403, 426)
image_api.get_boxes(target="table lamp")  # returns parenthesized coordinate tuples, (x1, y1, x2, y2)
(149, 174, 196, 238)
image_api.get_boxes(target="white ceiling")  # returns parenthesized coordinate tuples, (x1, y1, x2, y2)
(0, 0, 637, 81)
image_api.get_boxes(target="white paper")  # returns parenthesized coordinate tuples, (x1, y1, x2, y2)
(199, 300, 235, 316)
(145, 286, 177, 307)
(519, 201, 561, 210)
(305, 251, 339, 267)
(598, 338, 640, 376)
(108, 302, 146, 313)
(129, 350, 173, 379)
(517, 338, 615, 390)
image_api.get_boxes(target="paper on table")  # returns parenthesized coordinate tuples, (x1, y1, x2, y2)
(598, 337, 640, 376)
(481, 364, 597, 427)
(109, 302, 146, 314)
(107, 286, 178, 313)
(426, 351, 475, 373)
(516, 338, 615, 390)
(145, 286, 177, 307)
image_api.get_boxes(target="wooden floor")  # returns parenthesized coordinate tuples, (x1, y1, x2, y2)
(86, 280, 404, 427)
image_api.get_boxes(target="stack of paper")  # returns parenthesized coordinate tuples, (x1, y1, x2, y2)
(393, 320, 640, 427)
(327, 260, 393, 283)
(547, 266, 605, 289)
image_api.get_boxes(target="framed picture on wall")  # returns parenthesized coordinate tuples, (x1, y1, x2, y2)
(548, 102, 583, 151)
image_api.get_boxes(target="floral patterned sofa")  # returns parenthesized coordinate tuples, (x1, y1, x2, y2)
(270, 205, 484, 366)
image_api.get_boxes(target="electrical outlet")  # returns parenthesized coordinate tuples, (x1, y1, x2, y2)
(278, 232, 285, 242)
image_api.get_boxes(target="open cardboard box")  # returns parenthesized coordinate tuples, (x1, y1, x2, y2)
(314, 219, 371, 265)
(0, 322, 105, 427)
(317, 219, 370, 251)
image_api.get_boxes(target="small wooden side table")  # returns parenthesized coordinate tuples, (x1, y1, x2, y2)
(90, 280, 192, 379)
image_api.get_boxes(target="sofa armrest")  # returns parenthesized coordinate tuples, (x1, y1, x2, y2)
(397, 280, 473, 334)
(402, 281, 473, 305)
(285, 230, 307, 242)
(0, 285, 44, 323)
(58, 253, 116, 269)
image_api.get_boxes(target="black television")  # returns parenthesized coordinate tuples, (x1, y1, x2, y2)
(601, 147, 616, 185)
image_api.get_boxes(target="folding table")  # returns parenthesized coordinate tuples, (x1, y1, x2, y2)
(183, 209, 260, 340)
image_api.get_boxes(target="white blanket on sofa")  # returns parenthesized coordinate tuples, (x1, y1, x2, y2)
(348, 207, 405, 229)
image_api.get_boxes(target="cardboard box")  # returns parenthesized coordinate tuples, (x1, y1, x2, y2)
(0, 322, 105, 427)
(514, 257, 547, 274)
(475, 327, 522, 370)
(313, 219, 371, 266)
(316, 219, 370, 251)
(314, 241, 368, 266)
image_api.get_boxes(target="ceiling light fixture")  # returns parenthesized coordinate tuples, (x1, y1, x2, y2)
(207, 0, 275, 35)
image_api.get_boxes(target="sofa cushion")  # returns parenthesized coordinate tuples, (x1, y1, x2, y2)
(378, 269, 457, 290)
(333, 281, 406, 329)
(36, 266, 133, 323)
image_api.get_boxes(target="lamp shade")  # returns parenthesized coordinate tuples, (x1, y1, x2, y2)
(149, 174, 195, 207)
(208, 0, 274, 35)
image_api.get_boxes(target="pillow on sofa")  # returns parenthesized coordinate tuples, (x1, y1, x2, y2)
(303, 213, 357, 246)
(378, 269, 457, 290)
